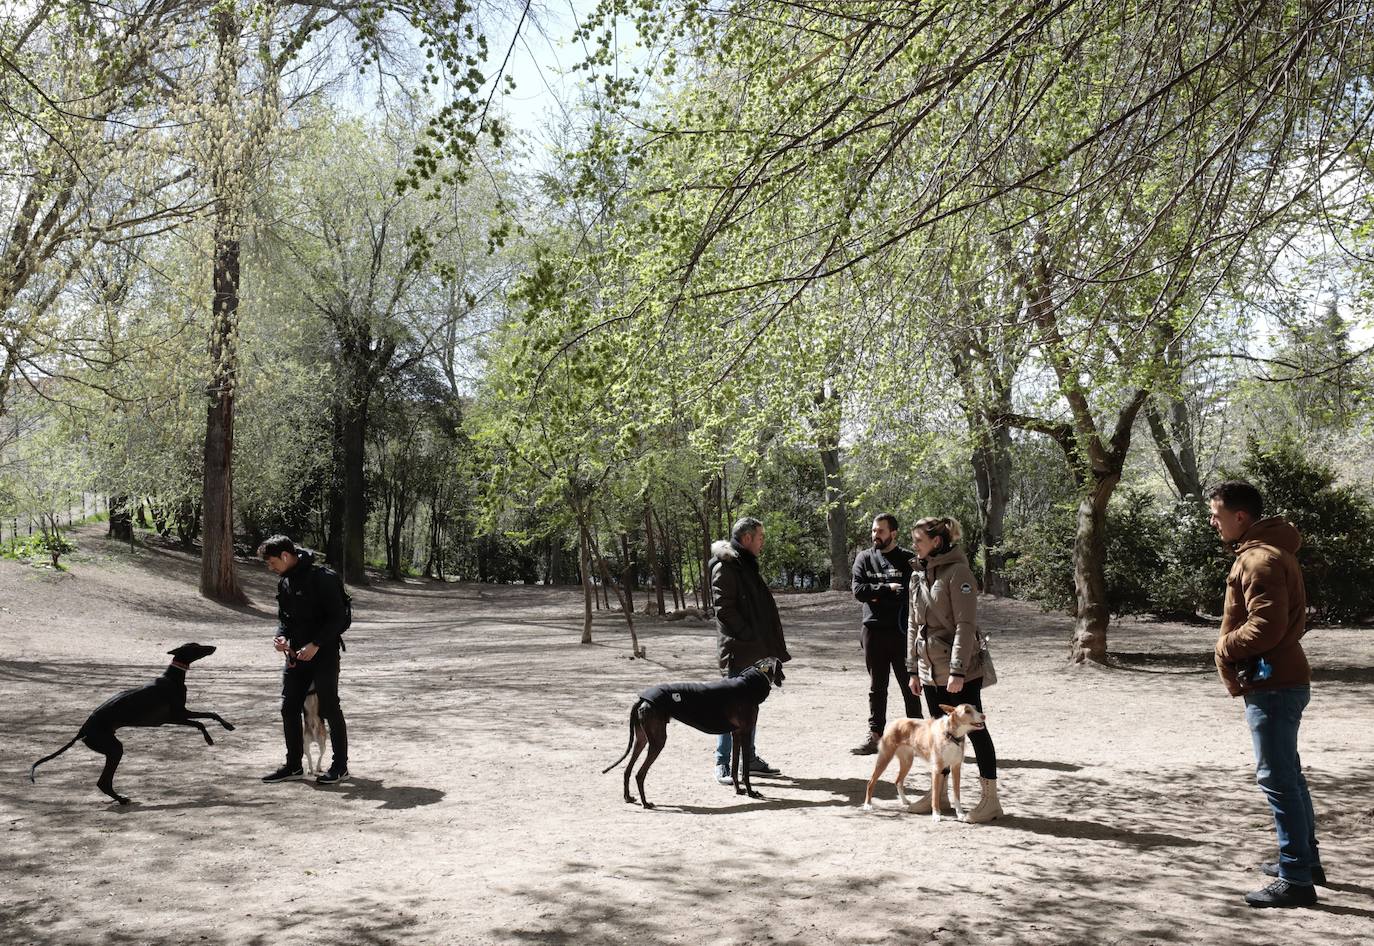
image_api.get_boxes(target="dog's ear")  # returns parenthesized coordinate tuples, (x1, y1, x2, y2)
(939, 703, 958, 715)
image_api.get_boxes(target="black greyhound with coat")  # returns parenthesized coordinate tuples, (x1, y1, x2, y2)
(29, 642, 234, 804)
(603, 657, 785, 808)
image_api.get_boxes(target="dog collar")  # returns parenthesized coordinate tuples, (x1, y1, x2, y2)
(170, 660, 190, 670)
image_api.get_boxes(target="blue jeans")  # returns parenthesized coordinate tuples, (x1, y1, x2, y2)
(1243, 686, 1319, 885)
(714, 666, 759, 767)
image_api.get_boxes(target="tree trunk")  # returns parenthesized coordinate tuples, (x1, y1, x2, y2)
(108, 496, 133, 543)
(971, 419, 1013, 596)
(175, 499, 199, 549)
(819, 445, 850, 591)
(199, 227, 247, 605)
(325, 408, 345, 567)
(578, 523, 594, 644)
(340, 388, 368, 584)
(644, 501, 665, 615)
(1145, 400, 1204, 501)
(1070, 472, 1120, 665)
(199, 9, 246, 606)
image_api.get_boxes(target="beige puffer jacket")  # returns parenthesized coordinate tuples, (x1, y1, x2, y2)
(907, 546, 996, 687)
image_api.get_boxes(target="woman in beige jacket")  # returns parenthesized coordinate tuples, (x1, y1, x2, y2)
(906, 516, 1001, 822)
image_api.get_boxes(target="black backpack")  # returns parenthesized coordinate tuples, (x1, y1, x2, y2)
(316, 565, 352, 646)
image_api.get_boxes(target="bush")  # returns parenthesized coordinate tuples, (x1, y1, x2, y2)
(1006, 436, 1374, 624)
(1240, 436, 1374, 623)
(1002, 502, 1077, 615)
(1004, 490, 1227, 619)
(3, 530, 76, 569)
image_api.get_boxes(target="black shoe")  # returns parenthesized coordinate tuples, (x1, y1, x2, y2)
(1245, 878, 1317, 908)
(1261, 861, 1327, 887)
(262, 765, 304, 784)
(850, 733, 880, 755)
(316, 764, 350, 785)
(747, 756, 780, 776)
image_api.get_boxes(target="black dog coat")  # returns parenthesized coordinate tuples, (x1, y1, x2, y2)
(637, 667, 772, 734)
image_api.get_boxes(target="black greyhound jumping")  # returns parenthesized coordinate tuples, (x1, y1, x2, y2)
(29, 642, 234, 804)
(603, 657, 785, 809)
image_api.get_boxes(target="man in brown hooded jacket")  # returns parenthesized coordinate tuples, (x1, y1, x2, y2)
(1208, 481, 1322, 909)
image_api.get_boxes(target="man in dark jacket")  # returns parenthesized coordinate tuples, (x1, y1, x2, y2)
(258, 535, 351, 786)
(710, 517, 790, 784)
(1208, 481, 1322, 908)
(850, 513, 920, 755)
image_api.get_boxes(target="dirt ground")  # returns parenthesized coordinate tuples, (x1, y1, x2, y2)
(1, 527, 1371, 946)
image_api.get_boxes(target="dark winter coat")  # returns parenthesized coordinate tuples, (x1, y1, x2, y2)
(1214, 517, 1310, 697)
(275, 550, 349, 652)
(852, 545, 915, 633)
(710, 539, 791, 674)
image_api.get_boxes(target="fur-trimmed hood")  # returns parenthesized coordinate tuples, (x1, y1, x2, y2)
(710, 539, 737, 562)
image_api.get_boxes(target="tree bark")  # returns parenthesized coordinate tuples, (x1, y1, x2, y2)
(644, 501, 665, 615)
(1070, 472, 1119, 664)
(971, 419, 1013, 596)
(340, 384, 369, 584)
(108, 496, 133, 543)
(578, 523, 594, 644)
(819, 444, 850, 591)
(815, 384, 851, 591)
(199, 226, 246, 605)
(198, 8, 247, 606)
(1145, 399, 1203, 501)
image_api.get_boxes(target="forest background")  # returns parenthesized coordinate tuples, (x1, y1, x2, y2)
(3, 0, 1374, 667)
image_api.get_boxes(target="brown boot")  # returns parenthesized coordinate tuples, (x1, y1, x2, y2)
(967, 777, 1003, 823)
(850, 731, 881, 755)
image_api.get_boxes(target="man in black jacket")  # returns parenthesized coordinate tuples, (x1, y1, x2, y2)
(850, 513, 920, 755)
(258, 535, 351, 785)
(709, 517, 791, 784)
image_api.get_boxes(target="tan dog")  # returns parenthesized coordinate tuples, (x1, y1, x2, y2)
(860, 703, 986, 821)
(302, 690, 328, 775)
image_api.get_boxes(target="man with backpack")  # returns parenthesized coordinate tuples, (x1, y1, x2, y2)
(258, 535, 352, 786)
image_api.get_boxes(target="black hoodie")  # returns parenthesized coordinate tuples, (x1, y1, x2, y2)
(275, 550, 349, 651)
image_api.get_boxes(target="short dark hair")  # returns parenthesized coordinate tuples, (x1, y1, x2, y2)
(873, 513, 898, 532)
(731, 517, 763, 542)
(1206, 481, 1264, 519)
(257, 534, 299, 560)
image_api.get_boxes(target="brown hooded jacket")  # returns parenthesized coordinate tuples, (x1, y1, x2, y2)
(1214, 517, 1310, 697)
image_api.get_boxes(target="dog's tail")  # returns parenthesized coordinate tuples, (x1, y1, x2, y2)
(601, 701, 642, 774)
(30, 735, 81, 782)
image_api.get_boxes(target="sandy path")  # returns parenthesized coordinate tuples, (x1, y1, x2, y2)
(1, 528, 1371, 945)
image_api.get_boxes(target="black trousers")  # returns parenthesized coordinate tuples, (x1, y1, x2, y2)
(923, 679, 996, 780)
(862, 625, 923, 732)
(280, 647, 348, 768)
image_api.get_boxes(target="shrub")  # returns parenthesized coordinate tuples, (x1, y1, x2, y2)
(1239, 436, 1374, 623)
(1002, 502, 1077, 615)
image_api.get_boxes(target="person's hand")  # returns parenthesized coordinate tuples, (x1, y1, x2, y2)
(296, 642, 319, 662)
(909, 675, 921, 692)
(946, 676, 965, 695)
(887, 583, 903, 593)
(273, 636, 290, 653)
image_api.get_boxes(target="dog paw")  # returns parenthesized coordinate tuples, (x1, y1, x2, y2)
(860, 802, 874, 811)
(642, 801, 656, 810)
(222, 722, 236, 731)
(746, 789, 763, 799)
(931, 812, 943, 823)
